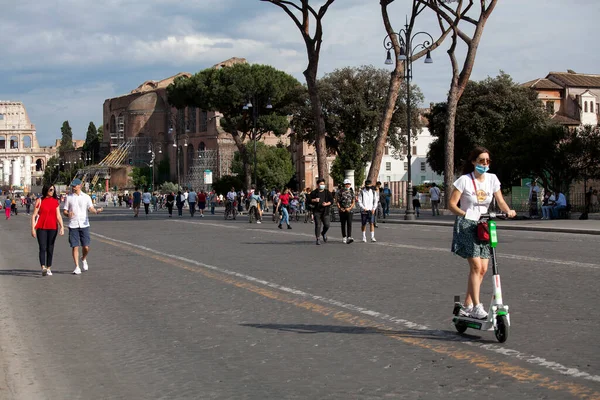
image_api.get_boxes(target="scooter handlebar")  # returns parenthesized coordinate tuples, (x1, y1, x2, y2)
(480, 212, 508, 219)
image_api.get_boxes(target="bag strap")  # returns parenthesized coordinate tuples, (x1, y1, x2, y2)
(470, 173, 483, 215)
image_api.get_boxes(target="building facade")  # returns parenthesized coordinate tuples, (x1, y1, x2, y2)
(523, 70, 600, 127)
(0, 101, 56, 189)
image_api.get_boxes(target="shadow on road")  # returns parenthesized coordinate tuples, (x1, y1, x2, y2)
(0, 269, 71, 278)
(240, 323, 495, 343)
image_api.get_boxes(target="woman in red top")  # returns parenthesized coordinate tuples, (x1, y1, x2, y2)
(277, 187, 292, 230)
(31, 185, 64, 276)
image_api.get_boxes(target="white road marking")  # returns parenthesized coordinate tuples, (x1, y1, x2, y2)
(93, 231, 600, 384)
(172, 219, 600, 270)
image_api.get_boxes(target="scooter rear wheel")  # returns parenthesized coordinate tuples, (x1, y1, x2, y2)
(494, 315, 509, 343)
(455, 322, 468, 334)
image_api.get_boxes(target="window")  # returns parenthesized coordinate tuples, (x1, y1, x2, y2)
(412, 146, 417, 155)
(591, 102, 594, 113)
(199, 141, 205, 151)
(187, 107, 197, 133)
(0, 114, 4, 120)
(386, 162, 391, 171)
(23, 136, 31, 148)
(10, 136, 18, 149)
(200, 111, 208, 132)
(584, 101, 588, 113)
(402, 146, 407, 155)
(404, 162, 408, 171)
(545, 101, 555, 114)
(0, 137, 5, 149)
(420, 162, 426, 171)
(384, 146, 389, 155)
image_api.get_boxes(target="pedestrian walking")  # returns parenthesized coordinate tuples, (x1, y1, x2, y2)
(166, 192, 175, 217)
(142, 187, 152, 217)
(187, 189, 197, 217)
(63, 179, 104, 275)
(382, 183, 392, 217)
(176, 191, 185, 217)
(197, 190, 206, 217)
(336, 179, 355, 244)
(429, 183, 441, 216)
(4, 196, 11, 219)
(310, 179, 333, 245)
(448, 146, 515, 319)
(412, 190, 421, 217)
(132, 187, 142, 217)
(209, 190, 217, 215)
(25, 193, 32, 215)
(31, 185, 64, 276)
(358, 180, 378, 243)
(277, 187, 292, 229)
(11, 197, 18, 215)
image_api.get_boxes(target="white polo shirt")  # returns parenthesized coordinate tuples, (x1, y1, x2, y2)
(64, 192, 93, 229)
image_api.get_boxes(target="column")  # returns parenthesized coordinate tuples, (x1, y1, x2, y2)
(2, 159, 10, 186)
(24, 156, 32, 188)
(12, 158, 21, 187)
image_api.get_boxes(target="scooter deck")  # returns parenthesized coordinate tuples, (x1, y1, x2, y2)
(452, 316, 494, 331)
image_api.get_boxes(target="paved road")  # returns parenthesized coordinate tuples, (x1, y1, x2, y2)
(0, 208, 598, 399)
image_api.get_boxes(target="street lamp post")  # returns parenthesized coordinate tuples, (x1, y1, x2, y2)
(243, 96, 272, 189)
(383, 17, 433, 220)
(148, 143, 161, 191)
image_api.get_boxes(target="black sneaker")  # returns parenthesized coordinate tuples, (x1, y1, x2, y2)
(278, 224, 282, 229)
(322, 234, 328, 243)
(287, 225, 292, 229)
(316, 238, 321, 245)
(347, 237, 354, 244)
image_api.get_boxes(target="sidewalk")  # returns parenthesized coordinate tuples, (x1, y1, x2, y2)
(380, 210, 600, 235)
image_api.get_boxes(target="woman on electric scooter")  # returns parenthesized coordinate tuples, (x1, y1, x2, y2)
(448, 147, 516, 319)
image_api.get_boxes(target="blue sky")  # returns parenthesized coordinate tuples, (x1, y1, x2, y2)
(0, 0, 597, 146)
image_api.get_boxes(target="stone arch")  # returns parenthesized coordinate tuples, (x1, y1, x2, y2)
(110, 115, 116, 133)
(10, 136, 18, 149)
(199, 141, 205, 151)
(585, 101, 588, 113)
(23, 136, 32, 148)
(35, 158, 44, 172)
(0, 137, 5, 149)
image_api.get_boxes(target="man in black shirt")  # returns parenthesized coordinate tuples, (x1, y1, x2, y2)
(310, 178, 334, 245)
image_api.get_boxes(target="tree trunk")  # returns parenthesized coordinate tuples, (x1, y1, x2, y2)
(304, 58, 329, 186)
(243, 160, 252, 192)
(229, 130, 251, 190)
(444, 87, 459, 208)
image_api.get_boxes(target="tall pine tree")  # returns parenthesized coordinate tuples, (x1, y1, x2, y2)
(83, 121, 100, 163)
(59, 121, 74, 155)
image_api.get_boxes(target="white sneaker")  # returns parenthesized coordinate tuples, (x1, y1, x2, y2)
(256, 221, 262, 224)
(42, 267, 47, 276)
(46, 269, 53, 276)
(371, 237, 377, 242)
(362, 237, 367, 243)
(347, 237, 354, 244)
(73, 266, 82, 275)
(82, 259, 89, 271)
(458, 304, 473, 317)
(469, 303, 488, 319)
(342, 237, 347, 244)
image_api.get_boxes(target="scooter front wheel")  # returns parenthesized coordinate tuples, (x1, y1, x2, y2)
(455, 322, 468, 334)
(494, 315, 509, 343)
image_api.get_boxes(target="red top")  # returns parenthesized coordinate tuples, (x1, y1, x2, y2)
(279, 193, 290, 205)
(198, 192, 206, 202)
(35, 198, 60, 230)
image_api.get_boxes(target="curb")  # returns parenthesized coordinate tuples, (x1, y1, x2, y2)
(380, 218, 600, 236)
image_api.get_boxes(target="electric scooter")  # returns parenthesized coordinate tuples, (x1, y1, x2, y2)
(452, 212, 510, 343)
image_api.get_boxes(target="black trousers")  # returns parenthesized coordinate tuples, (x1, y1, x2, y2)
(314, 210, 330, 238)
(37, 229, 58, 267)
(339, 211, 353, 238)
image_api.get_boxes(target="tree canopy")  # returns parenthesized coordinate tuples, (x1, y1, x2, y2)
(232, 142, 294, 191)
(59, 121, 74, 153)
(83, 121, 100, 163)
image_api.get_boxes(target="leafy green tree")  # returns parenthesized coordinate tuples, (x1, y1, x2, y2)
(59, 121, 74, 155)
(159, 182, 178, 194)
(292, 66, 423, 186)
(212, 175, 243, 197)
(42, 156, 61, 185)
(83, 122, 100, 163)
(167, 62, 302, 190)
(330, 141, 365, 187)
(129, 167, 151, 188)
(427, 72, 551, 188)
(231, 142, 294, 191)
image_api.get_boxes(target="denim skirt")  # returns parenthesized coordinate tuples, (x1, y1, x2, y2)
(451, 216, 491, 259)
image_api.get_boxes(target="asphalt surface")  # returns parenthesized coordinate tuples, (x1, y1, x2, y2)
(0, 206, 598, 399)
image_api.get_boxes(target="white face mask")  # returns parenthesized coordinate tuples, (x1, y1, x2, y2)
(319, 185, 326, 190)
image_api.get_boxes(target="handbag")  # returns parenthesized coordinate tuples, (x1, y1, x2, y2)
(471, 174, 490, 242)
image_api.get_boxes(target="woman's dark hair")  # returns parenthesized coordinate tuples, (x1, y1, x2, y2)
(461, 146, 491, 175)
(42, 185, 58, 199)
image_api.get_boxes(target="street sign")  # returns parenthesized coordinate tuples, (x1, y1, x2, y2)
(204, 170, 213, 185)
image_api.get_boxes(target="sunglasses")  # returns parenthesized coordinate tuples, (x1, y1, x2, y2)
(476, 158, 491, 164)
(48, 188, 55, 192)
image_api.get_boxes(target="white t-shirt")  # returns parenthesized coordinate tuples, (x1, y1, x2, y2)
(453, 173, 501, 220)
(142, 192, 151, 204)
(64, 192, 94, 229)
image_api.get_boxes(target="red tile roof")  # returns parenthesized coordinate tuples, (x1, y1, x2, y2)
(547, 72, 600, 88)
(522, 78, 564, 90)
(552, 113, 580, 126)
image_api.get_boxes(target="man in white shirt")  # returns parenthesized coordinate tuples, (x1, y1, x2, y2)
(552, 191, 567, 219)
(358, 180, 378, 243)
(63, 179, 103, 275)
(187, 189, 197, 217)
(142, 188, 152, 216)
(429, 183, 441, 216)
